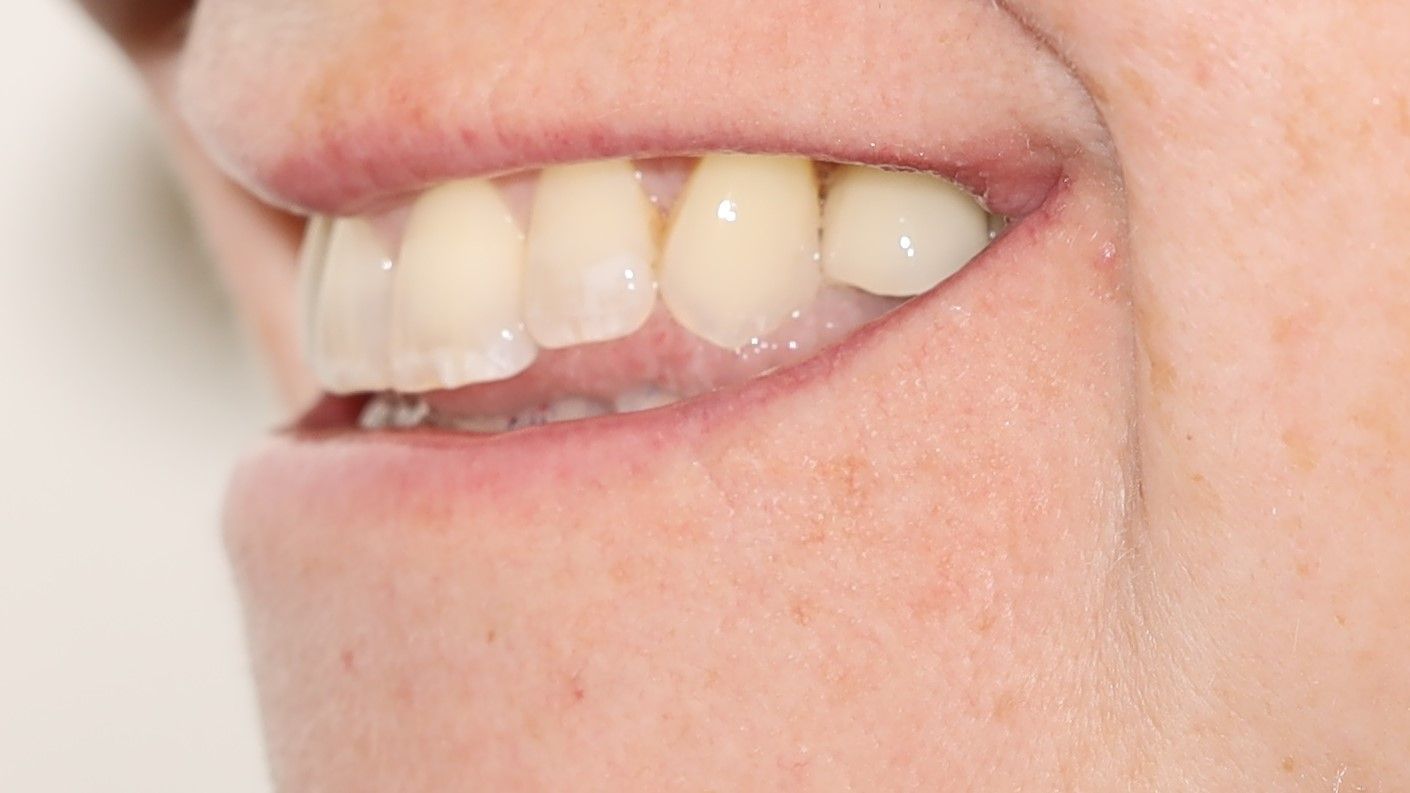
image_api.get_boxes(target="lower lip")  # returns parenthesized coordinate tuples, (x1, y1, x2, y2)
(230, 173, 1078, 517)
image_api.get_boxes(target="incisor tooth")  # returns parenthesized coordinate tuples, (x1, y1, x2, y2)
(822, 166, 990, 297)
(391, 179, 538, 391)
(309, 217, 395, 393)
(658, 154, 822, 349)
(523, 160, 659, 348)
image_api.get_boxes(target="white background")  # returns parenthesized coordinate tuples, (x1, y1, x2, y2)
(1, 2, 274, 790)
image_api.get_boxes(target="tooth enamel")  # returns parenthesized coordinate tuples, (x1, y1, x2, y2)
(391, 179, 538, 391)
(658, 154, 823, 349)
(821, 166, 991, 297)
(307, 217, 396, 393)
(523, 160, 660, 348)
(541, 396, 612, 424)
(298, 215, 333, 357)
(358, 392, 431, 430)
(428, 396, 610, 433)
(613, 385, 681, 414)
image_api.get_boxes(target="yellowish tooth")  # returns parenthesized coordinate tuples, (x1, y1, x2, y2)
(821, 166, 990, 297)
(298, 215, 333, 359)
(309, 217, 395, 394)
(523, 160, 659, 348)
(391, 179, 538, 392)
(658, 154, 822, 349)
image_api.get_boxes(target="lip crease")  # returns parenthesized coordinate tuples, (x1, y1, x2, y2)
(274, 132, 1060, 218)
(259, 121, 1064, 221)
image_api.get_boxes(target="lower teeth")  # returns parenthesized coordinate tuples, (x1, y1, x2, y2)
(358, 388, 682, 433)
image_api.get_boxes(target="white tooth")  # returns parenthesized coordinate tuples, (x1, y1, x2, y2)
(358, 393, 430, 430)
(523, 160, 660, 348)
(613, 386, 681, 414)
(438, 413, 514, 434)
(658, 154, 822, 349)
(391, 179, 538, 391)
(542, 396, 611, 424)
(298, 215, 333, 358)
(821, 166, 990, 297)
(308, 217, 395, 393)
(435, 396, 609, 434)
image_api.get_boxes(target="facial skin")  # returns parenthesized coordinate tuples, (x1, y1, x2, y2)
(86, 0, 1410, 789)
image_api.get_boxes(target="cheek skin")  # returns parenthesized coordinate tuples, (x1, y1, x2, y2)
(226, 177, 1146, 790)
(1012, 0, 1410, 786)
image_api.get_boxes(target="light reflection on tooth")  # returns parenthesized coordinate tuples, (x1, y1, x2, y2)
(391, 179, 538, 391)
(309, 217, 396, 393)
(524, 160, 660, 348)
(659, 154, 823, 350)
(821, 166, 991, 297)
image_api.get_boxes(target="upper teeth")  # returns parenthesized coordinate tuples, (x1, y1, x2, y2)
(524, 160, 661, 349)
(390, 179, 538, 391)
(821, 165, 992, 297)
(302, 155, 996, 395)
(658, 154, 823, 349)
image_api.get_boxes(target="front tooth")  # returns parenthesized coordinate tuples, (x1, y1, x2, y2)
(307, 217, 395, 393)
(391, 179, 538, 391)
(523, 160, 660, 348)
(821, 166, 990, 297)
(658, 154, 822, 349)
(298, 215, 333, 358)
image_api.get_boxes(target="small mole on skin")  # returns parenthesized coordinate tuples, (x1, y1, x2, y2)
(1281, 756, 1296, 773)
(340, 649, 357, 673)
(485, 628, 497, 644)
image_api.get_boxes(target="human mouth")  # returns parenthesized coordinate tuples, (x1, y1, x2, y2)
(299, 154, 1041, 435)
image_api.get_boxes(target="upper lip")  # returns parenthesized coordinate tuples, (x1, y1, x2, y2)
(175, 2, 1095, 219)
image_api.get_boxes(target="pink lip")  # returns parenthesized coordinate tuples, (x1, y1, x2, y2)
(264, 119, 1064, 218)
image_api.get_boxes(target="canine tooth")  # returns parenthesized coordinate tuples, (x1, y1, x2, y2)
(524, 160, 659, 348)
(821, 166, 990, 297)
(613, 386, 681, 414)
(659, 154, 822, 349)
(308, 217, 396, 393)
(391, 180, 538, 391)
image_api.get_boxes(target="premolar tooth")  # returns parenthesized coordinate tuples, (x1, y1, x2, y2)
(308, 217, 395, 393)
(391, 179, 538, 391)
(523, 160, 660, 348)
(821, 166, 990, 297)
(658, 154, 822, 349)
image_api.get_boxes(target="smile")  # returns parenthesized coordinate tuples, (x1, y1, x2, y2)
(300, 154, 1026, 434)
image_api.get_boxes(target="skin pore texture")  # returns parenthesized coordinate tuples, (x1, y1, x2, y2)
(87, 0, 1409, 789)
